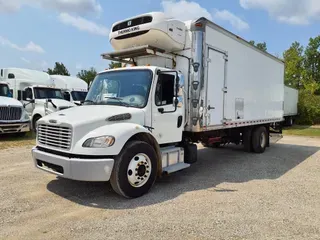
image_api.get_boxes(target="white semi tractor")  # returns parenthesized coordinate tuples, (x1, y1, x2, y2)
(32, 12, 284, 198)
(0, 68, 76, 130)
(50, 75, 88, 105)
(0, 82, 30, 135)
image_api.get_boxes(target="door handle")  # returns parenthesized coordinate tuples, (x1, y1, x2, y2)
(208, 105, 215, 110)
(158, 108, 164, 113)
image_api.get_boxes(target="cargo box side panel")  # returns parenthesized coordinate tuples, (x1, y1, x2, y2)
(284, 86, 298, 116)
(204, 25, 284, 128)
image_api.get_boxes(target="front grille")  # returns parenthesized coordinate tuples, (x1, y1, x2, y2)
(38, 124, 72, 150)
(0, 107, 22, 120)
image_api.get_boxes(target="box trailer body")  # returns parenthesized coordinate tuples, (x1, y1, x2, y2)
(283, 85, 298, 126)
(0, 68, 75, 130)
(0, 82, 30, 135)
(32, 12, 284, 198)
(50, 75, 88, 105)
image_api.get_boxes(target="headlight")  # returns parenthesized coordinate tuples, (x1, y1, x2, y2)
(82, 135, 115, 148)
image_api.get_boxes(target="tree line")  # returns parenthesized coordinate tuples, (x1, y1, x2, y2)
(45, 61, 121, 85)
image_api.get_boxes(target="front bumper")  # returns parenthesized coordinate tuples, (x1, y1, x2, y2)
(31, 147, 114, 182)
(0, 121, 30, 134)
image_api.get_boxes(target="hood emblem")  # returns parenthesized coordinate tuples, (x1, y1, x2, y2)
(49, 119, 57, 124)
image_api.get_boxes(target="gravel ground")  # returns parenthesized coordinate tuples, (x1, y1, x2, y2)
(0, 136, 320, 240)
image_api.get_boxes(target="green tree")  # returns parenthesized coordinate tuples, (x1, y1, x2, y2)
(256, 42, 267, 52)
(283, 41, 304, 88)
(77, 67, 97, 85)
(249, 40, 267, 52)
(108, 61, 121, 69)
(47, 62, 70, 76)
(304, 36, 320, 83)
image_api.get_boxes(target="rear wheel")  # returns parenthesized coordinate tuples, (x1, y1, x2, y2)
(251, 126, 267, 153)
(110, 141, 158, 198)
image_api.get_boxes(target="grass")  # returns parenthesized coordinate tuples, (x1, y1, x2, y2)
(0, 131, 36, 150)
(283, 125, 320, 137)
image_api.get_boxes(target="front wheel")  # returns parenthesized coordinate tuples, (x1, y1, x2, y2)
(110, 141, 158, 198)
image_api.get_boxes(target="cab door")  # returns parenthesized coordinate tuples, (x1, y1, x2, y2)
(151, 71, 184, 144)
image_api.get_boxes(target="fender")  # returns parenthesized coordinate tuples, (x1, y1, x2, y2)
(72, 122, 159, 156)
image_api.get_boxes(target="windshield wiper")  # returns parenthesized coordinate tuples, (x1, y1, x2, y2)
(104, 97, 130, 107)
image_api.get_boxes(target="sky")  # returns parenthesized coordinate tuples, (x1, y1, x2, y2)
(0, 0, 319, 76)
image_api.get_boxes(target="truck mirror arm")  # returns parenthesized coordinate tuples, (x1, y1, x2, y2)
(47, 99, 57, 109)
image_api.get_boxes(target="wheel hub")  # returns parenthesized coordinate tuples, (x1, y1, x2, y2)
(127, 153, 152, 188)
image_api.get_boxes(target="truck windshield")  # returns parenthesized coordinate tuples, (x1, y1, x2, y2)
(85, 69, 153, 108)
(34, 87, 64, 99)
(0, 84, 10, 97)
(71, 91, 87, 101)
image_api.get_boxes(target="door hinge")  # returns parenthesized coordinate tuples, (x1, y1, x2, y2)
(222, 87, 227, 93)
(207, 58, 211, 63)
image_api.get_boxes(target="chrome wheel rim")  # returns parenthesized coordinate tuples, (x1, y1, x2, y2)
(127, 153, 152, 188)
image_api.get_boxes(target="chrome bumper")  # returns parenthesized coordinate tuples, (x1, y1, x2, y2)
(0, 121, 30, 134)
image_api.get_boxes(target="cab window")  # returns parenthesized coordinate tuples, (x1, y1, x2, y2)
(155, 74, 175, 106)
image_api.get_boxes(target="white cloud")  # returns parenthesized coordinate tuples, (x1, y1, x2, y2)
(213, 9, 249, 31)
(0, 0, 102, 15)
(58, 13, 109, 36)
(0, 0, 21, 13)
(0, 36, 45, 53)
(161, 0, 249, 31)
(21, 57, 31, 64)
(42, 0, 102, 15)
(240, 0, 320, 25)
(161, 0, 212, 21)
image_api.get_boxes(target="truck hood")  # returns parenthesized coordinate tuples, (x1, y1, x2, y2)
(0, 96, 23, 107)
(38, 105, 145, 143)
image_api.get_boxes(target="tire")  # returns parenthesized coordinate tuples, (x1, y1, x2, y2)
(32, 115, 41, 132)
(110, 141, 158, 198)
(251, 126, 267, 153)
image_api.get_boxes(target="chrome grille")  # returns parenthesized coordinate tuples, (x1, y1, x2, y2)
(38, 124, 72, 150)
(0, 107, 22, 121)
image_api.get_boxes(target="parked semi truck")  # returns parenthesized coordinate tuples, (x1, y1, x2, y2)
(0, 68, 76, 130)
(50, 75, 88, 105)
(0, 82, 30, 135)
(31, 12, 284, 198)
(283, 85, 298, 126)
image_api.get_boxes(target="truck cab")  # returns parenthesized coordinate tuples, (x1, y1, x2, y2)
(19, 84, 76, 130)
(0, 82, 30, 135)
(50, 75, 88, 105)
(0, 68, 76, 130)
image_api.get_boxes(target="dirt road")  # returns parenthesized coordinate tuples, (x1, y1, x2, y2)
(1, 136, 320, 239)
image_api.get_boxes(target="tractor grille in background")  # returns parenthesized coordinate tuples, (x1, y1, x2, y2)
(0, 107, 22, 121)
(37, 124, 72, 150)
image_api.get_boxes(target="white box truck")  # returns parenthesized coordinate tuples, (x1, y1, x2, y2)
(0, 68, 76, 130)
(31, 12, 284, 198)
(50, 75, 88, 105)
(283, 85, 298, 126)
(0, 82, 30, 135)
